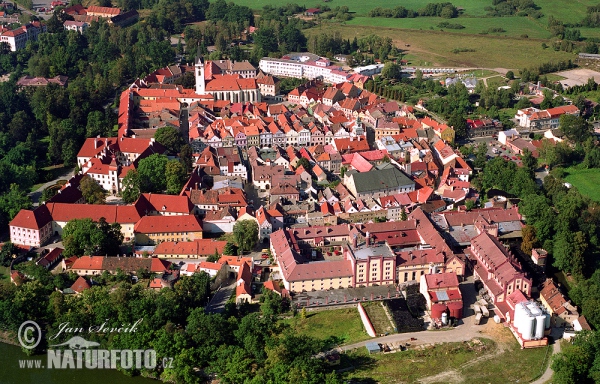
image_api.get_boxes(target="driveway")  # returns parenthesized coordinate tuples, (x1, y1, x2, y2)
(29, 167, 74, 205)
(205, 281, 236, 314)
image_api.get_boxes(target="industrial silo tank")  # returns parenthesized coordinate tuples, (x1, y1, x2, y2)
(521, 316, 535, 340)
(544, 313, 551, 329)
(441, 312, 448, 325)
(535, 315, 546, 339)
(527, 302, 542, 316)
(514, 303, 527, 333)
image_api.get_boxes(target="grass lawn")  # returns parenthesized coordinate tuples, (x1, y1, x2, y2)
(346, 16, 551, 39)
(304, 24, 575, 69)
(230, 0, 492, 16)
(343, 338, 495, 383)
(342, 326, 550, 383)
(284, 308, 371, 345)
(362, 302, 394, 335)
(563, 167, 600, 202)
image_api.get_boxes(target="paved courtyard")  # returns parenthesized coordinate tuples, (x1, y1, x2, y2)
(291, 283, 413, 308)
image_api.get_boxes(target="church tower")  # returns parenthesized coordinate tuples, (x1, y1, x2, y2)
(195, 55, 205, 95)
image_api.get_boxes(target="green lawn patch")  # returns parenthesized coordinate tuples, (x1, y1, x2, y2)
(343, 338, 495, 384)
(460, 338, 550, 383)
(362, 302, 394, 335)
(284, 307, 370, 345)
(564, 167, 600, 202)
(346, 16, 550, 39)
(343, 329, 550, 383)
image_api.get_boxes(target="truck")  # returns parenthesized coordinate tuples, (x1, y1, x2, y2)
(475, 313, 483, 325)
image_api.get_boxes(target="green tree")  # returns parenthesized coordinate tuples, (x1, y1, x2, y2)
(0, 184, 32, 224)
(0, 241, 17, 267)
(154, 126, 184, 154)
(80, 175, 106, 204)
(224, 241, 237, 255)
(138, 154, 168, 193)
(296, 157, 312, 172)
(553, 231, 587, 276)
(165, 160, 186, 195)
(381, 61, 401, 80)
(179, 144, 193, 174)
(121, 169, 141, 203)
(520, 225, 538, 255)
(447, 111, 468, 140)
(400, 206, 408, 221)
(505, 70, 515, 80)
(521, 147, 537, 176)
(207, 248, 220, 262)
(233, 220, 259, 254)
(62, 218, 124, 257)
(559, 114, 592, 143)
(552, 331, 599, 384)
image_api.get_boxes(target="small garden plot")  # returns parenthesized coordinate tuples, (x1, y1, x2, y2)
(406, 285, 427, 316)
(385, 298, 424, 333)
(363, 302, 394, 335)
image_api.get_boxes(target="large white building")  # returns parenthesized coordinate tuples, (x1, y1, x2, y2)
(0, 22, 46, 51)
(259, 57, 349, 84)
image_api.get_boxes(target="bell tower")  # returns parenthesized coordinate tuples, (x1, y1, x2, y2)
(195, 55, 205, 95)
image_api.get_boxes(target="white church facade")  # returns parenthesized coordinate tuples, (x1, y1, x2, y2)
(195, 58, 261, 103)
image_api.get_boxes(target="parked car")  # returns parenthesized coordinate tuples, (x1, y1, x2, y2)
(261, 253, 269, 259)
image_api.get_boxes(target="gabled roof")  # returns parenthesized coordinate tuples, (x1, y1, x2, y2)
(134, 215, 202, 234)
(71, 276, 91, 293)
(10, 205, 52, 230)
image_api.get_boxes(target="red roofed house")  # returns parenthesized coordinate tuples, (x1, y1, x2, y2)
(420, 272, 462, 315)
(70, 256, 105, 276)
(470, 231, 531, 308)
(134, 215, 203, 245)
(71, 276, 91, 294)
(85, 5, 121, 18)
(153, 239, 228, 259)
(235, 260, 253, 305)
(37, 247, 63, 270)
(263, 280, 290, 298)
(9, 205, 53, 247)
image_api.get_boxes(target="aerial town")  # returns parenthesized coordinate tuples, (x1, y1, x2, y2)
(1, 0, 600, 383)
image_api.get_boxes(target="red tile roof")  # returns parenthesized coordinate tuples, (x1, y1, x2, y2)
(134, 215, 202, 234)
(71, 276, 91, 293)
(9, 205, 52, 230)
(71, 256, 104, 271)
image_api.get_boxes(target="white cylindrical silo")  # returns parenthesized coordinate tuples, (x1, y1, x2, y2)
(521, 316, 534, 340)
(527, 302, 541, 317)
(514, 303, 527, 333)
(535, 315, 546, 339)
(441, 312, 448, 325)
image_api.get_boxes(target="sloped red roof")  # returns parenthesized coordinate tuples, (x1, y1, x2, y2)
(71, 276, 91, 293)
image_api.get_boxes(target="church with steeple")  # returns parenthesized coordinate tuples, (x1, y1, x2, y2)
(194, 56, 261, 103)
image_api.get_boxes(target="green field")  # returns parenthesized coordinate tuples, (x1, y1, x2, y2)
(564, 167, 600, 202)
(343, 331, 550, 383)
(284, 307, 371, 345)
(346, 16, 551, 39)
(343, 339, 495, 383)
(305, 24, 575, 68)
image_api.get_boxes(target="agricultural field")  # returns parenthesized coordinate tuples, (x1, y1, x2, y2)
(284, 307, 371, 345)
(304, 24, 575, 69)
(563, 167, 600, 202)
(346, 16, 551, 40)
